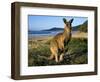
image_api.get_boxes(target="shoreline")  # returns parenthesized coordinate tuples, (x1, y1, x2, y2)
(28, 32, 87, 41)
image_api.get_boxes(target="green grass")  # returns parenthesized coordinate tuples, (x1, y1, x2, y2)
(28, 38, 88, 66)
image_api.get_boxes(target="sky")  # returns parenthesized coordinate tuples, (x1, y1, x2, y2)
(28, 15, 87, 31)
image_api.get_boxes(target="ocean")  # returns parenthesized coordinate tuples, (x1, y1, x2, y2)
(28, 30, 77, 38)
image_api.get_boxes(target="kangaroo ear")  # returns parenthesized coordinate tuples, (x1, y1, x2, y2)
(69, 19, 74, 23)
(63, 18, 67, 23)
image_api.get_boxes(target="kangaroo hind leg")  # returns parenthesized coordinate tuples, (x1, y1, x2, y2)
(59, 46, 65, 62)
(59, 53, 64, 62)
(49, 47, 58, 62)
(54, 53, 58, 62)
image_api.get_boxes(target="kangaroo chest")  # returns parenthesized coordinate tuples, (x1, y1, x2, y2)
(64, 32, 71, 45)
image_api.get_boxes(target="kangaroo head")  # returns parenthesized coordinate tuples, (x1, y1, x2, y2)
(63, 18, 74, 31)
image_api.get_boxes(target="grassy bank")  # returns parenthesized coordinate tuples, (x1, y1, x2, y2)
(28, 36, 88, 66)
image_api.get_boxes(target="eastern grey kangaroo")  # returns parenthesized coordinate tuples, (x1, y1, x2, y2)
(49, 18, 74, 62)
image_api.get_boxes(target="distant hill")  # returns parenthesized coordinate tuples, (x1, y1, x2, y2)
(72, 25, 81, 31)
(78, 20, 88, 32)
(42, 27, 63, 31)
(42, 25, 81, 31)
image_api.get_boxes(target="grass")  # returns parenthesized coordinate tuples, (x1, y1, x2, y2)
(28, 37, 88, 66)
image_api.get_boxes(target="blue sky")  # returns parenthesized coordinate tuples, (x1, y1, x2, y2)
(28, 15, 87, 31)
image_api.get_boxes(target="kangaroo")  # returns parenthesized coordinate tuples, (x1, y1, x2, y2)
(49, 18, 74, 62)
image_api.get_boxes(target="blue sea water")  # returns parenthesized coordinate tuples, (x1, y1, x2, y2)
(28, 30, 77, 38)
(28, 31, 63, 38)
